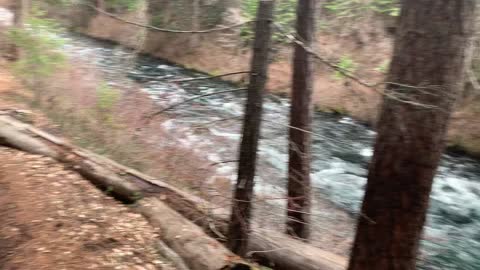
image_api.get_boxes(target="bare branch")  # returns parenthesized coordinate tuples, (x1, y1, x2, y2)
(192, 116, 243, 129)
(273, 23, 442, 110)
(210, 160, 239, 167)
(170, 71, 251, 83)
(246, 247, 289, 258)
(144, 88, 247, 121)
(81, 3, 253, 34)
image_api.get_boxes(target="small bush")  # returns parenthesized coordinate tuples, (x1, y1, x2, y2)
(7, 5, 66, 106)
(335, 55, 357, 79)
(105, 0, 141, 12)
(95, 82, 121, 125)
(7, 6, 65, 82)
(375, 60, 390, 74)
(325, 0, 400, 19)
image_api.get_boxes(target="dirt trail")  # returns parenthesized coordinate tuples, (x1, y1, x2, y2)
(0, 147, 176, 270)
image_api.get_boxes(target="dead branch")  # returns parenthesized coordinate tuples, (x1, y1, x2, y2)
(273, 23, 443, 110)
(144, 88, 247, 121)
(193, 116, 243, 129)
(81, 3, 253, 34)
(170, 71, 251, 83)
(209, 160, 238, 167)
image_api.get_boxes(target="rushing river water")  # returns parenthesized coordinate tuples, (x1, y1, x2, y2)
(64, 35, 480, 269)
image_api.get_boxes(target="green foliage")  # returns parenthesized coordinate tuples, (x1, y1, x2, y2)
(96, 83, 120, 121)
(374, 60, 390, 74)
(240, 0, 297, 45)
(325, 0, 400, 19)
(105, 0, 141, 12)
(42, 0, 73, 6)
(370, 0, 400, 16)
(8, 6, 65, 82)
(150, 14, 163, 28)
(96, 83, 120, 111)
(334, 55, 357, 79)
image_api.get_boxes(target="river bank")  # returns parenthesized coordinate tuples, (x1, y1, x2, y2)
(47, 2, 478, 159)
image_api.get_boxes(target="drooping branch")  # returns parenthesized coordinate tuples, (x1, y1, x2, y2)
(170, 71, 251, 83)
(80, 3, 253, 34)
(144, 88, 247, 122)
(273, 23, 443, 110)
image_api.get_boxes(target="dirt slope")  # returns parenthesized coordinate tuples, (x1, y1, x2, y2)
(0, 147, 176, 270)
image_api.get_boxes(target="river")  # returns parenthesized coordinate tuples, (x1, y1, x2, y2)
(64, 35, 480, 270)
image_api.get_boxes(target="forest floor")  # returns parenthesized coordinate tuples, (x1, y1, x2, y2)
(0, 65, 176, 270)
(0, 148, 176, 270)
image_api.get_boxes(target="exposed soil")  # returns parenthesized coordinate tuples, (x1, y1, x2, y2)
(0, 146, 176, 270)
(0, 59, 176, 270)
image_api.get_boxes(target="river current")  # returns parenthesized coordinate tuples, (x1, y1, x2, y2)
(65, 35, 480, 270)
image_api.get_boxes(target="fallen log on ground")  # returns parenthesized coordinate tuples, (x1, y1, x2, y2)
(138, 198, 251, 270)
(0, 114, 347, 270)
(0, 115, 248, 270)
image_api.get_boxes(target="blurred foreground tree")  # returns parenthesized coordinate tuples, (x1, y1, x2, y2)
(348, 1, 476, 269)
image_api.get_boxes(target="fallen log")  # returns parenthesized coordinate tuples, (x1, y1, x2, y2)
(0, 119, 58, 158)
(138, 198, 249, 270)
(0, 115, 248, 270)
(0, 114, 347, 270)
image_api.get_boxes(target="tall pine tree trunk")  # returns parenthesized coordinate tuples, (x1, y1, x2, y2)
(227, 0, 275, 257)
(348, 1, 476, 269)
(286, 0, 316, 240)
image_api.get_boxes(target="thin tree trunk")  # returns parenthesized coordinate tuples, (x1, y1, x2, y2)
(227, 0, 275, 257)
(286, 0, 316, 240)
(348, 1, 476, 270)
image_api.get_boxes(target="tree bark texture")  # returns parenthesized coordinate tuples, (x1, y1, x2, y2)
(227, 0, 275, 256)
(348, 1, 476, 270)
(286, 0, 316, 240)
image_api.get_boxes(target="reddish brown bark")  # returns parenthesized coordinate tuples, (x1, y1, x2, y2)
(348, 1, 476, 270)
(227, 0, 275, 256)
(286, 0, 316, 240)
